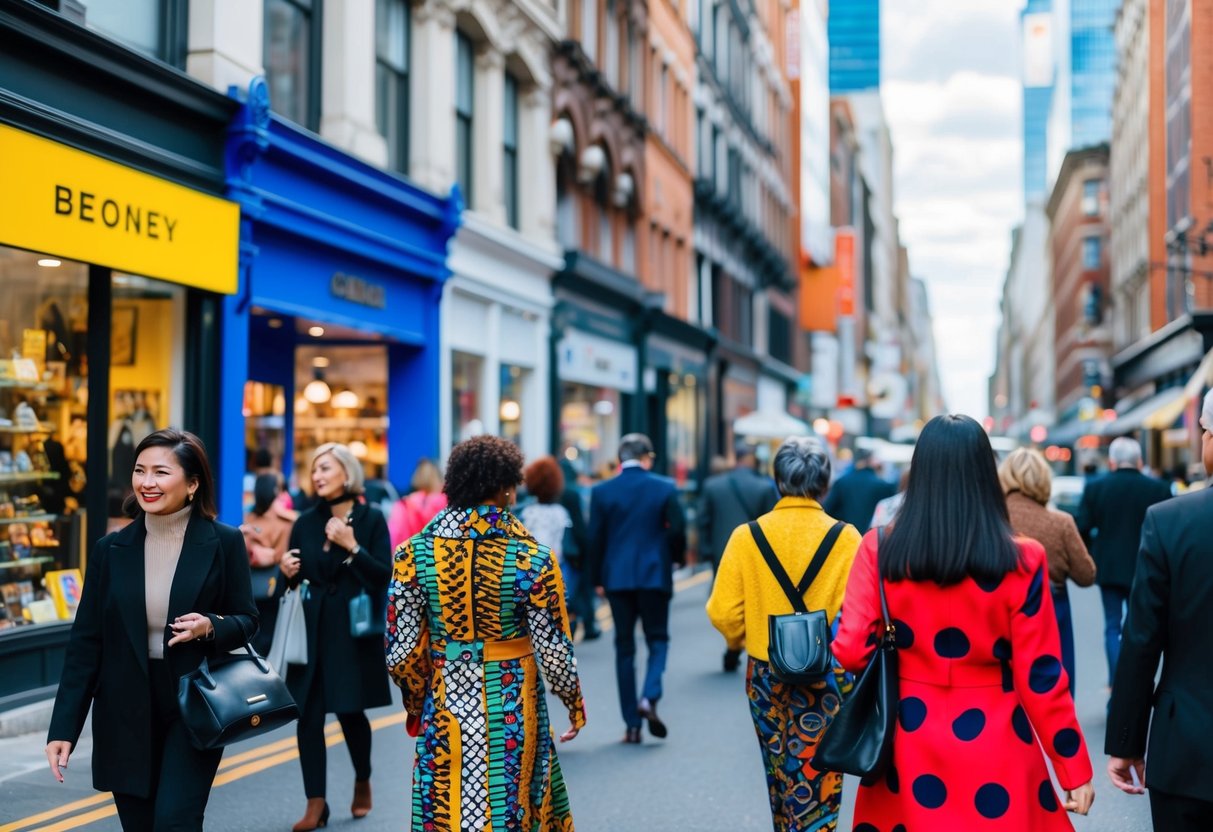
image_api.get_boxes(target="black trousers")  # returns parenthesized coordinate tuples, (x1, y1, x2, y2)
(607, 589, 671, 728)
(1150, 788, 1213, 831)
(112, 660, 223, 831)
(297, 666, 373, 799)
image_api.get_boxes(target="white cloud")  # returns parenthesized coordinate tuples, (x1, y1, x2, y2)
(882, 1, 1024, 419)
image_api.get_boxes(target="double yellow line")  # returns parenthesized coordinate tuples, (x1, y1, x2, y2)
(0, 713, 406, 832)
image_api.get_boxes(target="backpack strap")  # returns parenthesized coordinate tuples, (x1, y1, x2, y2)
(748, 520, 846, 614)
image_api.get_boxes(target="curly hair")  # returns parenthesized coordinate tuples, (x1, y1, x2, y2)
(523, 456, 565, 504)
(444, 435, 525, 508)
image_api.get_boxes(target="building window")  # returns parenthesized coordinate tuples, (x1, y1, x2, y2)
(581, 0, 597, 62)
(499, 364, 528, 445)
(503, 73, 520, 230)
(455, 32, 475, 207)
(657, 62, 668, 136)
(84, 0, 189, 66)
(605, 0, 620, 88)
(451, 351, 484, 442)
(264, 0, 321, 130)
(1082, 236, 1102, 270)
(375, 0, 410, 174)
(1082, 178, 1100, 216)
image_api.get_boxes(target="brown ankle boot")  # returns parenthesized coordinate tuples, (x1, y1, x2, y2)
(352, 779, 372, 819)
(292, 798, 330, 831)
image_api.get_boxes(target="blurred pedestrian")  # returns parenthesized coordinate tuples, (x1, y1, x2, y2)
(241, 472, 298, 655)
(822, 447, 895, 529)
(279, 443, 391, 830)
(998, 448, 1097, 695)
(699, 443, 779, 671)
(558, 457, 599, 640)
(869, 466, 910, 529)
(46, 429, 257, 831)
(387, 435, 585, 830)
(589, 433, 687, 743)
(517, 456, 577, 622)
(387, 458, 447, 551)
(1105, 389, 1213, 829)
(706, 436, 861, 830)
(833, 415, 1094, 828)
(1076, 436, 1171, 687)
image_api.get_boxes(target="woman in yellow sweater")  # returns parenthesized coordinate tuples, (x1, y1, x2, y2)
(706, 436, 861, 832)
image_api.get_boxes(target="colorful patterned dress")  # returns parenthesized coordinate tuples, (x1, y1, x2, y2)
(387, 505, 587, 832)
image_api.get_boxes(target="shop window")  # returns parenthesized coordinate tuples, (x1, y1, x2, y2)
(665, 372, 700, 488)
(455, 32, 475, 207)
(1082, 236, 1102, 270)
(581, 0, 597, 63)
(1081, 178, 1101, 216)
(264, 0, 322, 131)
(561, 382, 621, 482)
(83, 0, 188, 66)
(499, 364, 529, 445)
(503, 73, 520, 230)
(452, 351, 484, 443)
(375, 0, 411, 175)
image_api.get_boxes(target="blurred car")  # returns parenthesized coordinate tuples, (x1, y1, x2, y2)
(1049, 475, 1085, 518)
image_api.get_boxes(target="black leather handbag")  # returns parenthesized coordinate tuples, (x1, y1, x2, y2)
(749, 520, 846, 685)
(813, 531, 898, 781)
(177, 642, 300, 750)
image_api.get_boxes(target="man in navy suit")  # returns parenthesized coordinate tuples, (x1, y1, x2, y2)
(589, 433, 687, 744)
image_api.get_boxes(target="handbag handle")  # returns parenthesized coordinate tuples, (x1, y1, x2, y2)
(192, 642, 271, 690)
(876, 527, 894, 642)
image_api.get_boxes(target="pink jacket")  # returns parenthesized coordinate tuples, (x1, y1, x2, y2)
(388, 491, 447, 550)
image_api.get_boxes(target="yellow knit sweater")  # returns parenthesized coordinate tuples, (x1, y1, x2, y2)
(706, 496, 861, 661)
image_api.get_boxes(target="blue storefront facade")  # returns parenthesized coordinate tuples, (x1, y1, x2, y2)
(217, 79, 460, 522)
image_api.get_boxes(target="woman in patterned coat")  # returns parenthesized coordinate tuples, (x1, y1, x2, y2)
(387, 436, 586, 831)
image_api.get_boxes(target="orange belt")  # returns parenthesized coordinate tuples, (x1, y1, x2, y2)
(484, 636, 533, 661)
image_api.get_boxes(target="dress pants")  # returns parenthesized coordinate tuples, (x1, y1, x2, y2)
(1100, 585, 1130, 685)
(606, 589, 670, 729)
(1150, 788, 1213, 831)
(111, 659, 223, 832)
(1052, 585, 1076, 697)
(297, 664, 373, 799)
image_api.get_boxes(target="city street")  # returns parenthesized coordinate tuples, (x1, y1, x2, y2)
(1, 569, 1152, 831)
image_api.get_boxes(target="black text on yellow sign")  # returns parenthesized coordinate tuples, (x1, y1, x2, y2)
(53, 186, 180, 242)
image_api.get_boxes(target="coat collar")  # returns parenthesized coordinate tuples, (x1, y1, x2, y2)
(430, 505, 529, 540)
(772, 496, 822, 511)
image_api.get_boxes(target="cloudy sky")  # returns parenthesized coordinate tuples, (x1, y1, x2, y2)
(882, 0, 1023, 419)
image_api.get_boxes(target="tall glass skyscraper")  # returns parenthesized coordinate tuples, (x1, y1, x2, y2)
(829, 0, 880, 92)
(1021, 0, 1054, 202)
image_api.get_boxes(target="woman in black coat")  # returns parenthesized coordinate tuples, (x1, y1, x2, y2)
(46, 428, 257, 831)
(279, 442, 391, 831)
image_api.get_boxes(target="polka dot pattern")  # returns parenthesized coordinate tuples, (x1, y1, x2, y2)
(854, 825, 879, 832)
(974, 572, 1003, 592)
(898, 697, 927, 732)
(892, 618, 915, 649)
(952, 708, 986, 741)
(975, 783, 1010, 819)
(1011, 705, 1033, 744)
(1020, 565, 1044, 616)
(1053, 727, 1081, 758)
(992, 637, 1012, 660)
(934, 627, 970, 658)
(1038, 780, 1059, 812)
(912, 774, 947, 809)
(1029, 655, 1063, 694)
(892, 826, 907, 832)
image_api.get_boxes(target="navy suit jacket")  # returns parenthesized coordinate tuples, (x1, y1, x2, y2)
(588, 466, 686, 594)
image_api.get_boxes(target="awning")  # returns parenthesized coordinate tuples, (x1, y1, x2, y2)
(1045, 417, 1102, 447)
(734, 410, 811, 440)
(1141, 345, 1213, 430)
(1108, 387, 1186, 435)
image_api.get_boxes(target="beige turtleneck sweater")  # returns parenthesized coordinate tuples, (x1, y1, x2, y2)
(145, 503, 193, 659)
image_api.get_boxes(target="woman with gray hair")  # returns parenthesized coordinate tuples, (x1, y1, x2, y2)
(707, 436, 862, 831)
(279, 443, 392, 830)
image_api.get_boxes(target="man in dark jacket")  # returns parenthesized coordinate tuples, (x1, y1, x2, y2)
(821, 447, 895, 530)
(558, 458, 599, 640)
(1077, 436, 1172, 685)
(698, 444, 778, 671)
(589, 433, 687, 744)
(1106, 392, 1213, 828)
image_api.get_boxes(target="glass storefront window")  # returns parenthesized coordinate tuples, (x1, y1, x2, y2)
(666, 373, 700, 487)
(85, 0, 161, 58)
(499, 363, 528, 445)
(452, 351, 484, 443)
(0, 248, 88, 632)
(560, 382, 621, 482)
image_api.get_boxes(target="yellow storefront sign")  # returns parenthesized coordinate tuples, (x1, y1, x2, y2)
(0, 124, 238, 294)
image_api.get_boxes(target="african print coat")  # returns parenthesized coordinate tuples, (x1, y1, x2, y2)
(387, 506, 587, 832)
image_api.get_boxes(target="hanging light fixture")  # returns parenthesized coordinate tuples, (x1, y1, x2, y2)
(303, 368, 331, 404)
(331, 389, 361, 410)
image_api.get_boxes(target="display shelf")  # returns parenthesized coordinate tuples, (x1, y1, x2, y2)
(0, 380, 51, 391)
(0, 556, 55, 571)
(0, 472, 60, 485)
(0, 423, 55, 434)
(294, 417, 389, 429)
(0, 514, 58, 525)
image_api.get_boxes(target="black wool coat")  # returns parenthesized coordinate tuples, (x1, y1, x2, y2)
(1077, 469, 1172, 589)
(47, 514, 258, 797)
(284, 499, 392, 713)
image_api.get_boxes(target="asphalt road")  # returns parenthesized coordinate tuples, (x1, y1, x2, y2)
(0, 569, 1154, 831)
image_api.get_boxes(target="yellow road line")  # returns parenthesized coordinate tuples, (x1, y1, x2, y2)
(0, 793, 112, 832)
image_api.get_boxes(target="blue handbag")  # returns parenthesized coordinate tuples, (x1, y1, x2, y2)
(349, 588, 385, 638)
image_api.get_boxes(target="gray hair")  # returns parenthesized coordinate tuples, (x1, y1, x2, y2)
(1203, 389, 1213, 431)
(618, 433, 654, 462)
(1108, 436, 1143, 468)
(311, 442, 366, 495)
(773, 436, 832, 499)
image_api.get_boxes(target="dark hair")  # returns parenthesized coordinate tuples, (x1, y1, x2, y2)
(444, 435, 525, 508)
(252, 472, 281, 516)
(880, 415, 1021, 586)
(618, 433, 654, 462)
(524, 456, 565, 504)
(122, 428, 218, 520)
(253, 447, 273, 469)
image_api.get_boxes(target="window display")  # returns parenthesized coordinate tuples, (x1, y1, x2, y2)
(560, 382, 622, 482)
(452, 351, 484, 442)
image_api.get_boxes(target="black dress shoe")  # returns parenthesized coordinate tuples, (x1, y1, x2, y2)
(623, 726, 642, 744)
(638, 698, 667, 739)
(723, 648, 742, 672)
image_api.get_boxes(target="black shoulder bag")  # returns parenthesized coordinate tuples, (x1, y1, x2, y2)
(749, 519, 845, 685)
(813, 528, 898, 781)
(178, 642, 300, 750)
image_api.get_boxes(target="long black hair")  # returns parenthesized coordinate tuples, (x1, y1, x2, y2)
(122, 428, 218, 520)
(880, 414, 1022, 585)
(251, 472, 281, 516)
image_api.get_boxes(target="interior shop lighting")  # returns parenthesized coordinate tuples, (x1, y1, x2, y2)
(499, 399, 521, 422)
(294, 396, 310, 415)
(592, 399, 615, 416)
(331, 389, 361, 410)
(312, 356, 331, 368)
(267, 318, 284, 329)
(37, 258, 61, 267)
(348, 440, 369, 458)
(813, 418, 831, 437)
(303, 369, 332, 404)
(308, 326, 325, 337)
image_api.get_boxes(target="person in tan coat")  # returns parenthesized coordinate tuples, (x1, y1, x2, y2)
(999, 447, 1097, 695)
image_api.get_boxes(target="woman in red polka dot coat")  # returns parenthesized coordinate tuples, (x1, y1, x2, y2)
(833, 415, 1096, 830)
